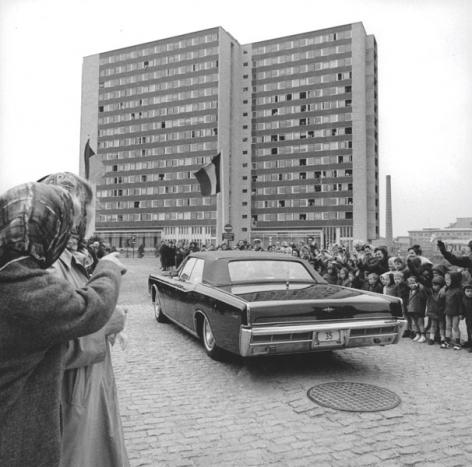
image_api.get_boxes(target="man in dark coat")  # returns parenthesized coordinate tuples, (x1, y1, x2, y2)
(437, 239, 472, 275)
(0, 182, 126, 467)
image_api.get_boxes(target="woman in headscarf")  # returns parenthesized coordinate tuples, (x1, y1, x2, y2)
(0, 182, 126, 467)
(41, 172, 129, 467)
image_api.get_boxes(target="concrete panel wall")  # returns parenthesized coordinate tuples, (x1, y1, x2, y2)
(365, 35, 379, 241)
(217, 29, 243, 242)
(351, 23, 368, 241)
(80, 54, 99, 180)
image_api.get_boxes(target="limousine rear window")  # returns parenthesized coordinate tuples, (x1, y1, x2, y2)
(228, 260, 313, 283)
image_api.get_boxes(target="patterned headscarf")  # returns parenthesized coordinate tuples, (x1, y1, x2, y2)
(38, 172, 94, 240)
(0, 182, 75, 270)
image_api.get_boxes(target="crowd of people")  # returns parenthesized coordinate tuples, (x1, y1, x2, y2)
(157, 237, 472, 350)
(2, 171, 472, 467)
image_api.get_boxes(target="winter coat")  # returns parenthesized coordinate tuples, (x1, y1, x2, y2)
(50, 250, 129, 467)
(365, 281, 384, 294)
(0, 257, 122, 467)
(359, 256, 389, 276)
(323, 271, 338, 285)
(407, 285, 428, 316)
(439, 249, 472, 275)
(462, 295, 472, 320)
(443, 273, 465, 317)
(426, 290, 445, 319)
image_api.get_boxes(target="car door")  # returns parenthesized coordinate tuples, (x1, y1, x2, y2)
(171, 257, 206, 331)
(171, 257, 198, 325)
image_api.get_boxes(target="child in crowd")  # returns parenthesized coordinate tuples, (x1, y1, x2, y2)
(393, 272, 411, 337)
(393, 257, 409, 277)
(380, 272, 396, 296)
(337, 267, 351, 287)
(323, 262, 338, 285)
(462, 281, 472, 351)
(407, 276, 428, 343)
(348, 270, 363, 289)
(365, 272, 383, 294)
(442, 271, 464, 350)
(426, 276, 446, 345)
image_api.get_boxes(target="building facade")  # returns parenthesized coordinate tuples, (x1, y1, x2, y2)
(80, 23, 378, 250)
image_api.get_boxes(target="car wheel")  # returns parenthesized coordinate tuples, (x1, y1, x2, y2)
(153, 291, 169, 323)
(202, 315, 224, 360)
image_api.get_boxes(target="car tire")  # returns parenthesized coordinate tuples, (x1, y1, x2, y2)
(153, 291, 169, 323)
(202, 315, 224, 360)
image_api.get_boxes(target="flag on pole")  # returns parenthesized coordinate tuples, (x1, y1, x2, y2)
(84, 139, 96, 180)
(194, 153, 221, 196)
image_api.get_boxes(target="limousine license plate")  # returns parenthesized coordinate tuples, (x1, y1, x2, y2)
(313, 330, 341, 346)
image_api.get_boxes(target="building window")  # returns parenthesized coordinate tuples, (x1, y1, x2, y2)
(134, 201, 140, 208)
(243, 150, 248, 155)
(243, 74, 248, 79)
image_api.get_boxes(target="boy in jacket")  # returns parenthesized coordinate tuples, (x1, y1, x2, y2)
(442, 271, 465, 349)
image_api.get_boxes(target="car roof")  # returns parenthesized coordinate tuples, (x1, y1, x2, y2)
(189, 250, 299, 261)
(185, 251, 317, 286)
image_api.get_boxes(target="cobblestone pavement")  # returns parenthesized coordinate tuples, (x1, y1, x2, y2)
(111, 258, 472, 466)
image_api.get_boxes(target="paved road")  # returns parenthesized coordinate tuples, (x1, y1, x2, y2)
(111, 257, 472, 466)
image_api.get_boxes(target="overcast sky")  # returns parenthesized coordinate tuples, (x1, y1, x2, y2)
(1, 0, 471, 237)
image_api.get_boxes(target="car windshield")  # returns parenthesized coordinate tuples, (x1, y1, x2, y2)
(228, 260, 314, 283)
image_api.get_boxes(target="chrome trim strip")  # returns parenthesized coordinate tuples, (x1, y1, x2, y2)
(239, 319, 407, 357)
(249, 319, 406, 335)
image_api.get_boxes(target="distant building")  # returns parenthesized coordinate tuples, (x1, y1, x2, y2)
(80, 23, 378, 250)
(408, 218, 472, 257)
(392, 236, 410, 256)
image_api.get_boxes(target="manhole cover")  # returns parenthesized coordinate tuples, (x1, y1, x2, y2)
(307, 382, 401, 412)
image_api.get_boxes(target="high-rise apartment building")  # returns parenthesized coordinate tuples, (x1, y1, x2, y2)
(80, 22, 378, 250)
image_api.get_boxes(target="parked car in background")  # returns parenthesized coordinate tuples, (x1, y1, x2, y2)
(148, 251, 406, 360)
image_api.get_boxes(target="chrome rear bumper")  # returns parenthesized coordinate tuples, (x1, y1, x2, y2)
(239, 319, 407, 357)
